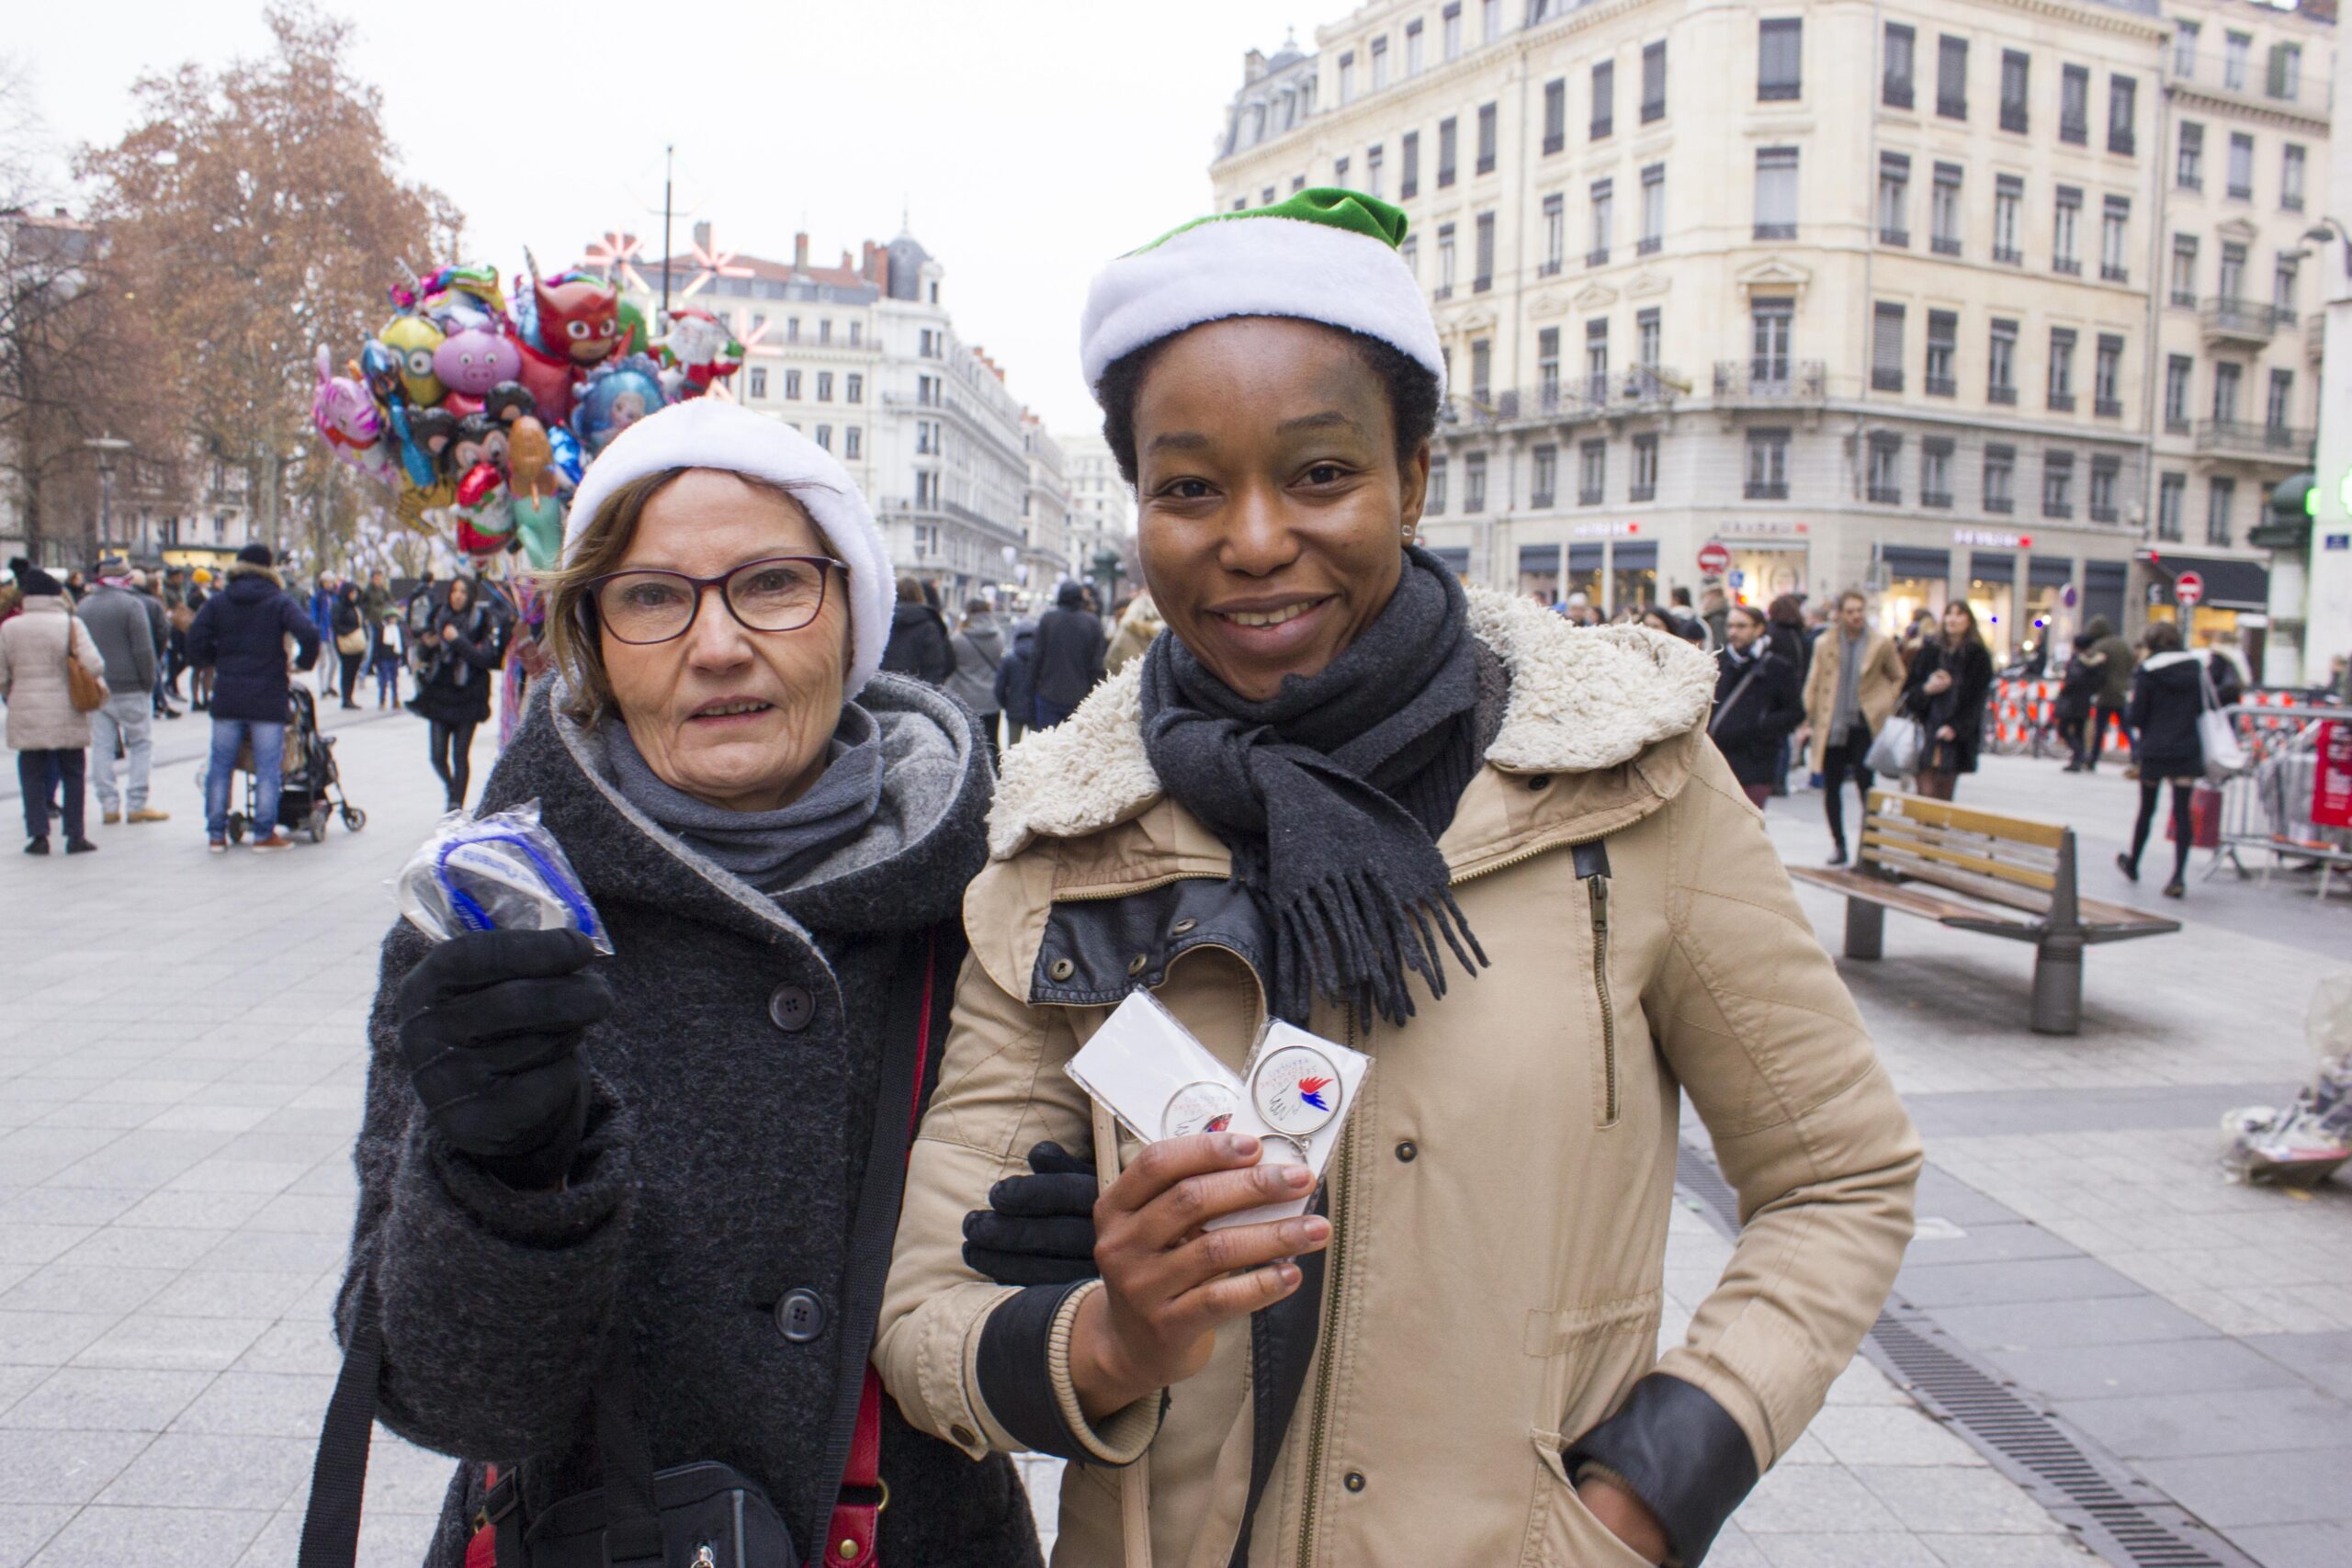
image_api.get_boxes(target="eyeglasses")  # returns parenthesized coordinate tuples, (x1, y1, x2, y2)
(584, 556, 847, 645)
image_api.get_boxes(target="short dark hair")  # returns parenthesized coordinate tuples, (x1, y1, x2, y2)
(1096, 322, 1441, 487)
(2143, 619, 2185, 653)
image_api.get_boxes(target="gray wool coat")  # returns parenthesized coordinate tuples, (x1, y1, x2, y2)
(339, 672, 1040, 1568)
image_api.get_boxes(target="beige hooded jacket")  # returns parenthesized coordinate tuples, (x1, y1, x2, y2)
(876, 591, 1920, 1568)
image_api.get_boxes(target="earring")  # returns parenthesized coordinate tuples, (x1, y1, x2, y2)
(1401, 524, 1418, 545)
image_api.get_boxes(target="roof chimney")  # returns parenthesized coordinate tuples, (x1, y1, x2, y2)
(794, 231, 809, 270)
(1245, 47, 1267, 84)
(693, 220, 711, 253)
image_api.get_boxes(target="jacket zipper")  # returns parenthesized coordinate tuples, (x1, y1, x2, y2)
(1294, 1004, 1357, 1568)
(1588, 873, 1619, 1125)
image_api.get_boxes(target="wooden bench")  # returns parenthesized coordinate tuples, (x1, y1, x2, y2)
(1787, 791, 2179, 1035)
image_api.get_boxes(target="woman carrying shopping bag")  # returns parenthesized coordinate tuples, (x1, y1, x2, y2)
(1898, 602, 1993, 801)
(0, 560, 107, 855)
(2118, 620, 2221, 899)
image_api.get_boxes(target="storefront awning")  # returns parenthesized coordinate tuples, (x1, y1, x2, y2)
(1970, 551, 2015, 584)
(1568, 543, 1603, 570)
(2027, 556, 2075, 588)
(1519, 544, 1561, 574)
(2137, 552, 2269, 612)
(1881, 546, 1951, 578)
(1613, 541, 1658, 570)
(1430, 547, 1471, 576)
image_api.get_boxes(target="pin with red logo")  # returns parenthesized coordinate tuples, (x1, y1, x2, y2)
(1162, 1080, 1239, 1139)
(1251, 1043, 1342, 1138)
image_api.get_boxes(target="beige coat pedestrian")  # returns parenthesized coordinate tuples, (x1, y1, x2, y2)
(1801, 626, 1906, 773)
(0, 598, 107, 751)
(876, 591, 1920, 1568)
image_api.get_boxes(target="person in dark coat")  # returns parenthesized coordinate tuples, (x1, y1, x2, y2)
(1900, 601, 1994, 800)
(331, 581, 368, 709)
(880, 574, 956, 683)
(338, 409, 1043, 1568)
(1708, 603, 1804, 807)
(2055, 629, 2104, 772)
(2119, 619, 2208, 898)
(186, 544, 319, 852)
(2084, 614, 2136, 770)
(407, 575, 503, 812)
(1028, 580, 1105, 728)
(994, 616, 1038, 746)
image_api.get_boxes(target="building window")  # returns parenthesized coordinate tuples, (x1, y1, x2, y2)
(1877, 152, 1909, 245)
(1471, 336, 1492, 403)
(1482, 0, 1502, 41)
(1984, 445, 2016, 513)
(2227, 132, 2254, 200)
(1476, 103, 1498, 175)
(748, 367, 767, 399)
(1400, 233, 1418, 278)
(1754, 146, 1798, 240)
(1542, 79, 1566, 155)
(2169, 236, 2198, 307)
(1339, 51, 1355, 104)
(1428, 457, 1449, 513)
(1443, 2, 1463, 61)
(2157, 471, 2185, 540)
(1871, 302, 1905, 391)
(1578, 440, 1607, 505)
(1371, 36, 1389, 90)
(2224, 31, 2250, 91)
(2267, 367, 2295, 432)
(1401, 131, 1420, 198)
(1436, 222, 1456, 297)
(1475, 211, 1497, 291)
(1464, 451, 1488, 513)
(1931, 163, 1962, 255)
(2100, 196, 2129, 283)
(1937, 35, 1968, 118)
(1591, 59, 1614, 139)
(1636, 306, 1660, 370)
(785, 368, 803, 400)
(1639, 164, 1665, 254)
(1584, 318, 1609, 400)
(1925, 310, 1957, 396)
(2052, 186, 2081, 275)
(1998, 49, 2030, 134)
(1987, 318, 2018, 404)
(2095, 334, 2124, 417)
(1334, 156, 1349, 186)
(1758, 17, 1802, 100)
(1631, 433, 1659, 502)
(1541, 193, 1565, 276)
(2283, 144, 2307, 211)
(2058, 63, 2088, 145)
(1588, 179, 1612, 266)
(814, 423, 832, 452)
(1883, 23, 1915, 108)
(2220, 241, 2247, 302)
(2213, 360, 2242, 423)
(1745, 428, 1791, 499)
(1537, 327, 1561, 404)
(1438, 117, 1458, 187)
(2088, 455, 2120, 523)
(2207, 476, 2235, 546)
(1751, 299, 1792, 382)
(814, 371, 831, 402)
(1407, 18, 1424, 75)
(1367, 144, 1385, 199)
(2164, 355, 2192, 431)
(2108, 74, 2136, 155)
(1867, 433, 1903, 504)
(2268, 41, 2300, 100)
(787, 317, 802, 344)
(2177, 121, 2203, 191)
(2048, 328, 2077, 412)
(1921, 438, 1954, 508)
(849, 321, 863, 347)
(1532, 444, 1558, 508)
(843, 426, 861, 460)
(1642, 39, 1667, 121)
(2276, 256, 2299, 318)
(2173, 21, 2199, 79)
(2042, 452, 2075, 519)
(1993, 174, 2022, 264)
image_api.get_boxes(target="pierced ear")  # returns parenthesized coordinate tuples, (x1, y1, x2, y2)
(1396, 439, 1432, 539)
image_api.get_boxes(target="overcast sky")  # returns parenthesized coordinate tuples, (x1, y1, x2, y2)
(12, 0, 1306, 436)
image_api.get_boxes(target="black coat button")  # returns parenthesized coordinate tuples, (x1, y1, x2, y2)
(776, 1288, 827, 1342)
(769, 984, 815, 1032)
(1396, 1140, 1418, 1163)
(1526, 773, 1553, 791)
(1343, 1470, 1366, 1493)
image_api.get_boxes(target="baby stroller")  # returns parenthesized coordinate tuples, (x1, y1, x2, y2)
(222, 686, 368, 844)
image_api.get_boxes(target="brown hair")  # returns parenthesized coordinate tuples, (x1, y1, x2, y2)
(539, 466, 831, 725)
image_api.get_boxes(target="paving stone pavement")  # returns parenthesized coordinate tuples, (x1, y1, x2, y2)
(0, 709, 2247, 1567)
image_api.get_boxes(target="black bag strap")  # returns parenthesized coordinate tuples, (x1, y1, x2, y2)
(594, 1350, 665, 1566)
(297, 1275, 385, 1568)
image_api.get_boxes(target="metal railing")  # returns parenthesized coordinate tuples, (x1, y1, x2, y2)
(2212, 702, 2352, 897)
(2193, 419, 2314, 457)
(1442, 367, 1686, 428)
(2200, 298, 2292, 340)
(1713, 359, 1826, 403)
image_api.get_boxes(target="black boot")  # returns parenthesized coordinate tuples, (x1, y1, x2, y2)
(2115, 852, 2138, 883)
(23, 837, 48, 855)
(65, 838, 98, 854)
(1827, 840, 1849, 867)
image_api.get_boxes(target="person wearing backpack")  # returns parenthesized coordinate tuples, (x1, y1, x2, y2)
(0, 559, 107, 854)
(946, 597, 1006, 763)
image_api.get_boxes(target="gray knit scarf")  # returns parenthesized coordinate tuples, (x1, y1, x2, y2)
(1138, 547, 1488, 1029)
(605, 705, 886, 893)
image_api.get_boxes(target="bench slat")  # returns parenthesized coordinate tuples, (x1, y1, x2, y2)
(1866, 790, 2070, 850)
(1857, 850, 2060, 919)
(1859, 829, 2059, 893)
(1787, 866, 2040, 929)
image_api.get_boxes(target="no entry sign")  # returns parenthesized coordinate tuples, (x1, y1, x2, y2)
(1697, 540, 1732, 575)
(2175, 570, 2204, 607)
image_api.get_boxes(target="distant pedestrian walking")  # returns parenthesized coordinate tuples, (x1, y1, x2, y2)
(2084, 615, 2136, 771)
(187, 544, 320, 853)
(2118, 620, 2206, 899)
(0, 560, 107, 854)
(994, 616, 1037, 745)
(1802, 590, 1905, 864)
(2055, 629, 2105, 772)
(880, 574, 956, 683)
(332, 582, 367, 709)
(1029, 579, 1105, 729)
(76, 557, 168, 825)
(946, 598, 1005, 762)
(1709, 604, 1804, 808)
(409, 576, 503, 813)
(368, 612, 403, 709)
(1901, 602, 1995, 802)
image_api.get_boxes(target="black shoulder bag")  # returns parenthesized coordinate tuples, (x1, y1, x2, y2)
(299, 925, 957, 1568)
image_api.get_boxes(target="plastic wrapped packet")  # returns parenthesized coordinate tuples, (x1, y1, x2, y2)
(391, 800, 613, 953)
(2220, 975, 2352, 1186)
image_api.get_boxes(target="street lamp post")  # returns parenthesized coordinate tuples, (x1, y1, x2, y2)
(83, 435, 132, 558)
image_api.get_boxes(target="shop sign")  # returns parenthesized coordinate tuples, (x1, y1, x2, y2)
(1720, 518, 1810, 538)
(1953, 528, 2032, 548)
(2315, 722, 2352, 829)
(1571, 520, 1642, 538)
(2325, 533, 2350, 551)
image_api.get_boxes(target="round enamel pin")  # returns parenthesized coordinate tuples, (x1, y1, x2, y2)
(1161, 1081, 1239, 1140)
(1250, 1043, 1342, 1138)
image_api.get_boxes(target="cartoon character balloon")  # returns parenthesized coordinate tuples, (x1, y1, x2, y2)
(379, 314, 447, 407)
(533, 271, 621, 368)
(433, 327, 521, 402)
(571, 355, 667, 454)
(655, 310, 744, 399)
(311, 346, 397, 487)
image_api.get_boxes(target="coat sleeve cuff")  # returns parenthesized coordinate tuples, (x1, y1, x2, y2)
(974, 1280, 1161, 1465)
(1566, 1373, 1759, 1568)
(424, 1078, 631, 1247)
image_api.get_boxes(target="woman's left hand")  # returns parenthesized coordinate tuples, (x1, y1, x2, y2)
(1577, 1475, 1669, 1563)
(1937, 725, 1956, 741)
(441, 624, 459, 643)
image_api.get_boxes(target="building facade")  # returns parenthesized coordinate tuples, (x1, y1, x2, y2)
(1210, 0, 2333, 664)
(1057, 429, 1136, 592)
(1021, 415, 1074, 594)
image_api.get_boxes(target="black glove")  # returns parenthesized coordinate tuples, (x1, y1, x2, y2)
(962, 1141, 1099, 1287)
(396, 928, 612, 1190)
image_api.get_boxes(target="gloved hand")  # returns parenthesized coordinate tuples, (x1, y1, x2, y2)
(396, 928, 612, 1190)
(962, 1141, 1100, 1286)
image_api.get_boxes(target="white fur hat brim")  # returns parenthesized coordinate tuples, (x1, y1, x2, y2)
(561, 398, 895, 696)
(1080, 215, 1445, 398)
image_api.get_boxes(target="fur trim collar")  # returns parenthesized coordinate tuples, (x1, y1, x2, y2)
(988, 586, 1716, 860)
(227, 560, 283, 588)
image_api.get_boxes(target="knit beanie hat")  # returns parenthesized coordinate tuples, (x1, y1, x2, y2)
(237, 543, 275, 567)
(562, 397, 896, 696)
(8, 558, 61, 597)
(1080, 187, 1444, 398)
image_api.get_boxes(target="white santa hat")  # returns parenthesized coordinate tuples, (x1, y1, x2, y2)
(562, 397, 895, 695)
(1079, 187, 1445, 398)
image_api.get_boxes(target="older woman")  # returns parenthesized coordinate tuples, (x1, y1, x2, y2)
(332, 401, 1040, 1567)
(876, 192, 1919, 1568)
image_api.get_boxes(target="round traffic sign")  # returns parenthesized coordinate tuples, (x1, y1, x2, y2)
(1697, 540, 1732, 575)
(2175, 570, 2204, 607)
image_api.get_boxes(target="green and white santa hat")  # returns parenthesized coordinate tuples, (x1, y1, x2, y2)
(1080, 187, 1445, 400)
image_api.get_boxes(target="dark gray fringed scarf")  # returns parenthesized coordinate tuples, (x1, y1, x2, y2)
(1138, 547, 1489, 1028)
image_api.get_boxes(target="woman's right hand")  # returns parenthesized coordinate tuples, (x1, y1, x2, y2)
(1069, 1133, 1329, 1419)
(395, 929, 612, 1190)
(1923, 669, 1953, 695)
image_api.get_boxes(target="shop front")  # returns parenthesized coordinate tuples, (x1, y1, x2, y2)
(1966, 549, 2017, 664)
(1876, 544, 1951, 641)
(1718, 519, 1812, 608)
(1517, 543, 1560, 603)
(2138, 551, 2271, 671)
(1610, 539, 1658, 615)
(1567, 543, 1603, 607)
(2025, 555, 2076, 666)
(2083, 559, 2127, 631)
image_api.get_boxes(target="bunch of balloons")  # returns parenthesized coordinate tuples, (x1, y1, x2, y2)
(311, 251, 744, 569)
